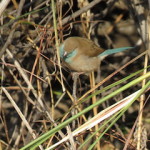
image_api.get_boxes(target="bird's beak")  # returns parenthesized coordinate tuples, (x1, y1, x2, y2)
(63, 51, 68, 58)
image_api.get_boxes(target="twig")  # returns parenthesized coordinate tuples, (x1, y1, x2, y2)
(2, 87, 44, 150)
(2, 87, 37, 139)
(61, 0, 102, 25)
(0, 0, 25, 58)
(51, 0, 65, 92)
(123, 94, 150, 150)
(0, 0, 11, 16)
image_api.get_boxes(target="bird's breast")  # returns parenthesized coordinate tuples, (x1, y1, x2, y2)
(65, 55, 100, 72)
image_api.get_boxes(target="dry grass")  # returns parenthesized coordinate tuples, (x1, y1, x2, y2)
(0, 0, 150, 149)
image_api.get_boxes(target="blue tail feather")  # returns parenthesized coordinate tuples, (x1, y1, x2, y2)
(99, 47, 133, 57)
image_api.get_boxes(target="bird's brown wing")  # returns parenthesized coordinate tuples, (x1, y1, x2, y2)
(78, 38, 105, 57)
(64, 37, 105, 57)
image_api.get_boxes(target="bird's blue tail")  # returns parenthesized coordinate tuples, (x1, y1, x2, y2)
(99, 47, 133, 57)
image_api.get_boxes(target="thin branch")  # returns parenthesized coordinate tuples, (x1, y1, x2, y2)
(0, 0, 26, 58)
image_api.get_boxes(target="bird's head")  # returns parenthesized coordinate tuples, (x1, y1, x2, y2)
(59, 37, 78, 63)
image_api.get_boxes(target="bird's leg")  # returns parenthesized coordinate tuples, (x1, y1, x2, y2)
(96, 61, 101, 83)
(72, 72, 79, 102)
(71, 72, 83, 129)
(71, 72, 79, 129)
(72, 72, 84, 101)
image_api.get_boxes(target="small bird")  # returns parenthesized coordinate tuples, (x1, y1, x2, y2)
(59, 37, 132, 72)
